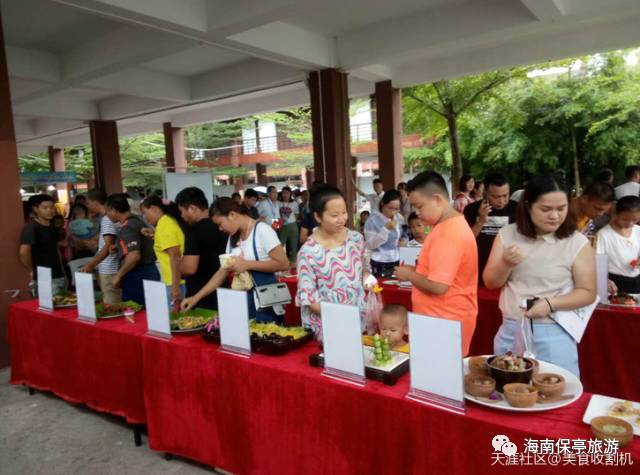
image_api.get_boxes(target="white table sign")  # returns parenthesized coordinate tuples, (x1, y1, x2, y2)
(37, 266, 53, 311)
(407, 312, 465, 413)
(399, 246, 421, 266)
(320, 302, 366, 386)
(75, 272, 96, 323)
(217, 288, 251, 356)
(144, 280, 171, 339)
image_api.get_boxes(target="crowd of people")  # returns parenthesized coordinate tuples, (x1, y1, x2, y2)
(18, 164, 640, 377)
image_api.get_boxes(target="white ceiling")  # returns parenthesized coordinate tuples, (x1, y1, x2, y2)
(3, 0, 640, 155)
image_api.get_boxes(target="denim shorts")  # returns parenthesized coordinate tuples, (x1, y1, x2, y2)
(493, 318, 580, 377)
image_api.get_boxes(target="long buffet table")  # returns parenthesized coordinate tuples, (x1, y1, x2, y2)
(6, 297, 640, 474)
(281, 277, 640, 402)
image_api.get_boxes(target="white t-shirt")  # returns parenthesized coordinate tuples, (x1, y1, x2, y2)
(227, 222, 282, 261)
(278, 201, 299, 225)
(98, 215, 120, 275)
(614, 182, 640, 200)
(596, 224, 640, 277)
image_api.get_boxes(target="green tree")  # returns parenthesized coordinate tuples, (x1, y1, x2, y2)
(404, 70, 520, 192)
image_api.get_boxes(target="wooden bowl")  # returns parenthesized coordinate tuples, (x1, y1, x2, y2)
(590, 416, 633, 447)
(503, 383, 538, 408)
(468, 356, 489, 376)
(464, 374, 496, 397)
(487, 356, 535, 392)
(532, 373, 565, 398)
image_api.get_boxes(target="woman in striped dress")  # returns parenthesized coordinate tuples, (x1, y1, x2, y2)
(296, 185, 370, 339)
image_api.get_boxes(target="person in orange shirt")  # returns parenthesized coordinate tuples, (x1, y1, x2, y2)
(395, 171, 478, 356)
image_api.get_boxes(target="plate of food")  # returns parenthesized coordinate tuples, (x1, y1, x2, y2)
(53, 291, 78, 308)
(96, 301, 142, 319)
(463, 354, 583, 412)
(606, 293, 640, 308)
(583, 395, 640, 436)
(170, 308, 217, 335)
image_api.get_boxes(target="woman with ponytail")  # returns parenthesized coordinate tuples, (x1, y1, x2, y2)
(140, 195, 186, 306)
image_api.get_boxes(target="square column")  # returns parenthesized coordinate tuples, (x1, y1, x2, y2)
(0, 6, 31, 367)
(163, 122, 187, 173)
(90, 121, 123, 195)
(309, 69, 355, 218)
(375, 80, 403, 191)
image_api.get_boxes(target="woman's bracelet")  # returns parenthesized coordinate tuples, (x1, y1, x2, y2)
(544, 297, 554, 313)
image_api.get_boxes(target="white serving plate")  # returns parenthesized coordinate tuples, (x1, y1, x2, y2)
(583, 394, 640, 436)
(464, 356, 583, 412)
(363, 346, 410, 372)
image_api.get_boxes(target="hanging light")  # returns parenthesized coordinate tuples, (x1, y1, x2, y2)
(47, 185, 56, 191)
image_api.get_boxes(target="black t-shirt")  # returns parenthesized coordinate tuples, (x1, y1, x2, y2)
(463, 200, 518, 286)
(183, 218, 228, 310)
(246, 205, 259, 220)
(118, 215, 156, 266)
(301, 211, 317, 232)
(20, 220, 65, 278)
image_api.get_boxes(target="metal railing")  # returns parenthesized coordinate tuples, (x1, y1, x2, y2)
(187, 123, 377, 162)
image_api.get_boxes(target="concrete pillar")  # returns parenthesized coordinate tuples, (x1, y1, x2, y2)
(309, 68, 355, 218)
(48, 146, 70, 204)
(375, 80, 403, 191)
(90, 121, 123, 195)
(0, 6, 31, 367)
(163, 122, 187, 173)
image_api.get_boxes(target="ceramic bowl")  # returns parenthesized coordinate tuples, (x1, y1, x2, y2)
(590, 416, 633, 447)
(487, 356, 535, 392)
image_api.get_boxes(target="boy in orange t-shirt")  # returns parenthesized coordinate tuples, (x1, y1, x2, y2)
(395, 171, 478, 355)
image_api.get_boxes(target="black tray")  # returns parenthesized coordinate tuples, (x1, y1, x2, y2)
(202, 328, 314, 356)
(308, 353, 409, 386)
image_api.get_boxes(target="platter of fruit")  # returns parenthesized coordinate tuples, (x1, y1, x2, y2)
(96, 301, 142, 319)
(170, 308, 217, 335)
(463, 354, 582, 412)
(202, 319, 313, 355)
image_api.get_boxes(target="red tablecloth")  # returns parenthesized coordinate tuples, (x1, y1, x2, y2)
(142, 335, 639, 475)
(7, 300, 147, 423)
(282, 278, 640, 401)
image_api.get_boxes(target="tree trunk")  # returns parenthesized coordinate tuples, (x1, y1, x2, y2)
(571, 125, 581, 196)
(446, 109, 462, 195)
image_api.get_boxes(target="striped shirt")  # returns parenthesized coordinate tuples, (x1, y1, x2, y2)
(98, 215, 120, 275)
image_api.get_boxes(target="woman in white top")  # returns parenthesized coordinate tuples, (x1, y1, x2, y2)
(595, 195, 640, 293)
(181, 197, 289, 323)
(364, 189, 405, 278)
(483, 174, 596, 376)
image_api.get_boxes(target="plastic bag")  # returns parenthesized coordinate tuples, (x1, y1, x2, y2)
(364, 289, 383, 335)
(512, 317, 536, 358)
(231, 271, 254, 291)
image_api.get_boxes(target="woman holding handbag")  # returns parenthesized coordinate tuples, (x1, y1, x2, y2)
(180, 197, 289, 323)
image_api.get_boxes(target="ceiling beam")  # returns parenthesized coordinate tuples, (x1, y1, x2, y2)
(13, 95, 99, 121)
(85, 67, 191, 102)
(520, 0, 567, 21)
(190, 59, 303, 101)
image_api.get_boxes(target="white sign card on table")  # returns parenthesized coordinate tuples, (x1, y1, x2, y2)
(320, 302, 366, 386)
(406, 312, 465, 414)
(595, 253, 608, 304)
(217, 288, 251, 357)
(75, 272, 96, 324)
(399, 246, 421, 266)
(144, 280, 171, 339)
(36, 266, 53, 311)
